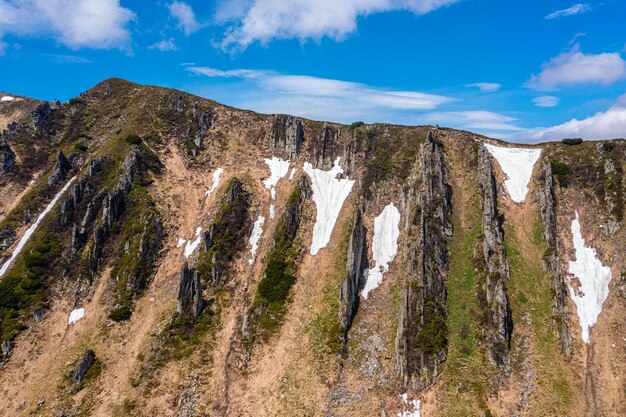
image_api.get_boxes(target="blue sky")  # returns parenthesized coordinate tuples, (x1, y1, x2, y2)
(1, 0, 625, 142)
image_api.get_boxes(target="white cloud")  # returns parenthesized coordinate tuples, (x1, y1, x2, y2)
(420, 110, 525, 134)
(187, 66, 454, 111)
(168, 1, 203, 35)
(467, 82, 501, 92)
(521, 94, 626, 142)
(186, 65, 455, 124)
(150, 38, 178, 52)
(216, 0, 461, 50)
(533, 95, 560, 107)
(545, 3, 591, 20)
(528, 45, 626, 89)
(0, 0, 135, 50)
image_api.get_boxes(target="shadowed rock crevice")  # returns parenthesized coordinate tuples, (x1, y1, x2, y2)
(270, 114, 303, 159)
(396, 131, 452, 389)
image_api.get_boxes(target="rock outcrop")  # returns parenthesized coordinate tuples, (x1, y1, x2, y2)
(538, 162, 572, 358)
(72, 349, 96, 385)
(316, 124, 339, 169)
(479, 144, 513, 367)
(0, 126, 17, 175)
(31, 103, 53, 130)
(339, 205, 367, 344)
(177, 263, 203, 318)
(48, 151, 71, 186)
(270, 115, 303, 159)
(396, 131, 452, 389)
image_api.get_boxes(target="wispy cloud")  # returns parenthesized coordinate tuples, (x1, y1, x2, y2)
(420, 110, 525, 138)
(44, 53, 92, 64)
(0, 0, 135, 51)
(545, 3, 592, 20)
(216, 0, 461, 50)
(168, 1, 203, 35)
(520, 94, 626, 142)
(186, 65, 456, 124)
(532, 95, 560, 107)
(466, 82, 501, 92)
(528, 45, 626, 89)
(149, 38, 178, 52)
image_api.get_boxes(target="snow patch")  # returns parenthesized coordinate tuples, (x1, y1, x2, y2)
(248, 215, 265, 264)
(1, 96, 15, 102)
(304, 157, 355, 255)
(68, 308, 85, 325)
(289, 167, 298, 180)
(0, 176, 77, 278)
(567, 211, 612, 344)
(269, 204, 275, 219)
(397, 393, 420, 417)
(181, 227, 203, 258)
(263, 156, 290, 199)
(361, 203, 400, 299)
(484, 143, 542, 203)
(205, 168, 224, 196)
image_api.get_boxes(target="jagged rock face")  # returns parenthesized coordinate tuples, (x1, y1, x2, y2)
(339, 205, 367, 342)
(396, 132, 452, 389)
(316, 124, 339, 169)
(0, 126, 17, 175)
(0, 339, 12, 359)
(479, 144, 513, 367)
(177, 264, 203, 318)
(538, 162, 572, 358)
(31, 103, 52, 130)
(48, 151, 70, 186)
(0, 225, 16, 251)
(72, 349, 96, 385)
(270, 114, 303, 159)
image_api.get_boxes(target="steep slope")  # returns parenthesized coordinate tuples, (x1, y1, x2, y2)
(0, 78, 624, 417)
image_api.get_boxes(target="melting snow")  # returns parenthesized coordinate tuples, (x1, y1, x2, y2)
(1, 96, 15, 102)
(362, 203, 400, 300)
(248, 215, 265, 264)
(269, 204, 275, 219)
(304, 157, 355, 255)
(289, 167, 298, 180)
(567, 211, 612, 344)
(177, 238, 187, 248)
(397, 393, 420, 417)
(263, 157, 290, 199)
(68, 308, 85, 325)
(0, 176, 77, 278)
(182, 227, 203, 258)
(484, 143, 541, 203)
(205, 168, 224, 196)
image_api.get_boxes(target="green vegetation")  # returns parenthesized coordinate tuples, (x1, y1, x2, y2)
(0, 220, 61, 342)
(74, 143, 88, 152)
(550, 161, 569, 188)
(248, 183, 305, 340)
(413, 300, 448, 354)
(350, 121, 365, 129)
(124, 134, 142, 145)
(196, 179, 250, 285)
(504, 220, 573, 414)
(561, 138, 583, 146)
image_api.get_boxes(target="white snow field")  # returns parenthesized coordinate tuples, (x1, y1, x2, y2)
(182, 227, 203, 258)
(289, 167, 298, 180)
(263, 157, 291, 199)
(0, 176, 77, 278)
(68, 308, 85, 325)
(397, 393, 420, 417)
(176, 238, 187, 248)
(205, 167, 224, 196)
(567, 211, 612, 344)
(304, 157, 355, 255)
(248, 215, 265, 264)
(361, 203, 400, 300)
(484, 143, 542, 203)
(269, 204, 275, 219)
(1, 96, 15, 102)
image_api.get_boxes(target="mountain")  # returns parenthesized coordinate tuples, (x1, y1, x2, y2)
(0, 78, 624, 417)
